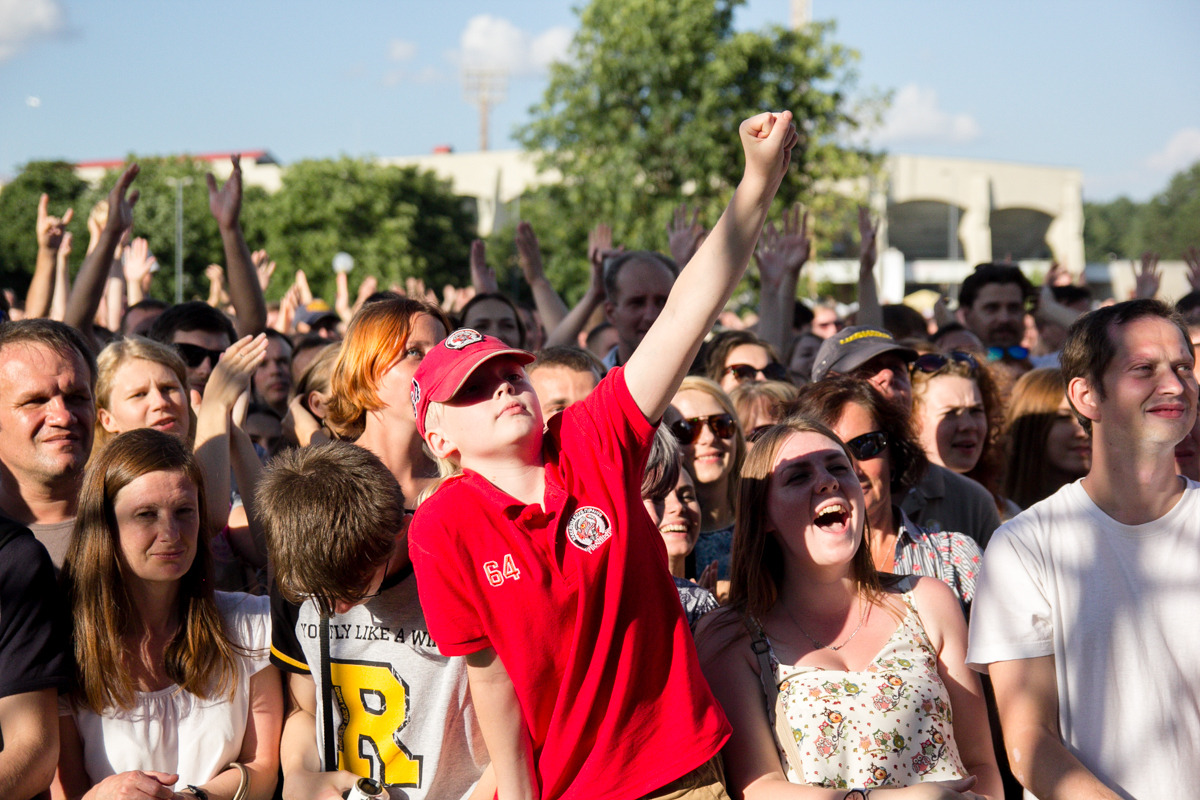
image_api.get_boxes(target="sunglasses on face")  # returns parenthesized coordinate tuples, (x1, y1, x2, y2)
(670, 413, 737, 444)
(723, 362, 789, 383)
(174, 342, 225, 369)
(911, 351, 980, 375)
(845, 430, 888, 460)
(986, 345, 1030, 362)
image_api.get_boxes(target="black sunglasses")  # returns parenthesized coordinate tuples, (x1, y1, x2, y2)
(670, 413, 737, 444)
(723, 362, 789, 383)
(845, 430, 888, 460)
(174, 342, 225, 369)
(986, 345, 1030, 362)
(911, 351, 980, 375)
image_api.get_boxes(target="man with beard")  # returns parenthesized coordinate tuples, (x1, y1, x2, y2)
(959, 263, 1036, 374)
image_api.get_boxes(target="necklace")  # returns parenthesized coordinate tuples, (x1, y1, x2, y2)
(787, 597, 867, 652)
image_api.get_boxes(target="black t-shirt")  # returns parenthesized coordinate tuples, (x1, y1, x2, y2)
(0, 517, 72, 699)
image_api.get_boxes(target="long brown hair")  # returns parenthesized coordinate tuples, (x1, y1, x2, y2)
(62, 428, 241, 713)
(1002, 368, 1082, 508)
(728, 416, 884, 622)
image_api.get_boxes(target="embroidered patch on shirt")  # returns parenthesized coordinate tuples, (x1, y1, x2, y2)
(566, 506, 612, 553)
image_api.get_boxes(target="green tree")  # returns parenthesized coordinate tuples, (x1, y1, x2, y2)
(514, 0, 881, 303)
(0, 161, 89, 295)
(1138, 161, 1200, 258)
(1083, 196, 1141, 262)
(262, 158, 475, 302)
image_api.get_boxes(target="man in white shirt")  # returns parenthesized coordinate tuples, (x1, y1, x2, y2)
(968, 298, 1200, 799)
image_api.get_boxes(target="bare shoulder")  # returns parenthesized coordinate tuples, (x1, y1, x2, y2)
(694, 606, 753, 670)
(907, 575, 966, 652)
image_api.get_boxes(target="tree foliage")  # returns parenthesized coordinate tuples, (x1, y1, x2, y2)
(0, 155, 475, 307)
(0, 161, 89, 293)
(261, 158, 474, 302)
(512, 0, 882, 301)
(1084, 161, 1200, 262)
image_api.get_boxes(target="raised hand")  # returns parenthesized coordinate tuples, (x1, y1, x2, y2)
(667, 204, 707, 268)
(858, 204, 879, 270)
(738, 110, 798, 193)
(205, 334, 268, 409)
(252, 248, 276, 292)
(515, 221, 547, 284)
(352, 274, 379, 317)
(294, 269, 314, 306)
(1184, 246, 1200, 291)
(36, 193, 73, 251)
(124, 237, 158, 285)
(755, 203, 811, 292)
(469, 239, 500, 294)
(1133, 251, 1160, 299)
(273, 284, 299, 334)
(104, 164, 140, 235)
(206, 154, 243, 231)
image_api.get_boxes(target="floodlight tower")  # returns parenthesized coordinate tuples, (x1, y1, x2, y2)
(791, 0, 811, 29)
(462, 68, 509, 152)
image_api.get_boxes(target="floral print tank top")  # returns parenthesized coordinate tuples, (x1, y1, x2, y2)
(756, 588, 967, 790)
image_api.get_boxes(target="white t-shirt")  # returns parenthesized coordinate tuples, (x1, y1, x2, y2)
(69, 591, 271, 788)
(967, 479, 1200, 799)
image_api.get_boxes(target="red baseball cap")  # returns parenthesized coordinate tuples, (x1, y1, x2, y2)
(411, 328, 535, 439)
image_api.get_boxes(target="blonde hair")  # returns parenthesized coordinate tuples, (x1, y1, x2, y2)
(676, 376, 746, 516)
(94, 336, 196, 453)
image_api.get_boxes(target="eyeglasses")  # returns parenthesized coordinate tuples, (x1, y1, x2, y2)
(723, 362, 789, 383)
(670, 413, 737, 444)
(358, 553, 391, 603)
(986, 345, 1030, 362)
(911, 351, 980, 375)
(845, 430, 888, 460)
(174, 342, 225, 369)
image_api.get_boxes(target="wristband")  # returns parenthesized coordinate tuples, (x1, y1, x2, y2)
(182, 787, 210, 800)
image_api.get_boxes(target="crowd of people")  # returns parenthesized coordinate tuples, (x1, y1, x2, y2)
(1, 110, 1197, 800)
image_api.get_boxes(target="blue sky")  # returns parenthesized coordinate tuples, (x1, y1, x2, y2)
(2, 0, 1197, 201)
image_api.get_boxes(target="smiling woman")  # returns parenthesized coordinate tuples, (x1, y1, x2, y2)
(694, 417, 1002, 799)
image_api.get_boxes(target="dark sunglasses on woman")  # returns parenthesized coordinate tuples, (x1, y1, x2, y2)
(845, 430, 888, 460)
(723, 362, 789, 383)
(911, 351, 980, 375)
(669, 413, 738, 444)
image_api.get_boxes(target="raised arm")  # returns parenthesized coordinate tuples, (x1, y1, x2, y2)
(855, 205, 884, 329)
(208, 155, 268, 336)
(28, 194, 74, 320)
(988, 656, 1122, 800)
(515, 222, 569, 334)
(754, 203, 810, 355)
(49, 232, 73, 321)
(194, 334, 268, 532)
(545, 224, 616, 348)
(626, 111, 797, 421)
(65, 164, 139, 337)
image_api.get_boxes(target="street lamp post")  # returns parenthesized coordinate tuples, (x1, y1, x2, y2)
(164, 176, 193, 304)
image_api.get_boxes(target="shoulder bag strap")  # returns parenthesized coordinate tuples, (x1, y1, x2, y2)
(319, 612, 337, 772)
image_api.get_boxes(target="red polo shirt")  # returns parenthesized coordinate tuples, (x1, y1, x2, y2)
(409, 367, 729, 800)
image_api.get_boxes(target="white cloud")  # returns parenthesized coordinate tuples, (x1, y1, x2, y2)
(0, 0, 65, 61)
(456, 15, 571, 76)
(875, 84, 981, 146)
(388, 38, 416, 62)
(1145, 128, 1200, 173)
